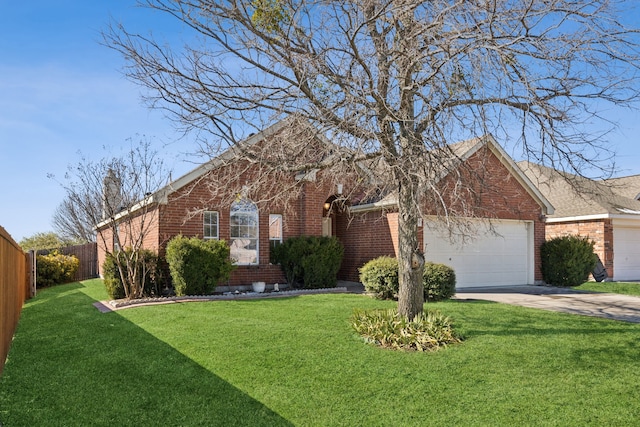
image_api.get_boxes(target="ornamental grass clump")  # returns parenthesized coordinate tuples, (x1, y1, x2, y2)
(351, 309, 463, 352)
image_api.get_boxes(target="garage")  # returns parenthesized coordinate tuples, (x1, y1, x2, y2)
(423, 219, 534, 288)
(613, 224, 640, 281)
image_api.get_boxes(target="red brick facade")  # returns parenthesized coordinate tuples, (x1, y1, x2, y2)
(546, 219, 614, 278)
(335, 146, 547, 282)
(434, 145, 546, 282)
(97, 137, 549, 290)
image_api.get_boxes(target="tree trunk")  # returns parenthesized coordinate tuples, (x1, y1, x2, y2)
(397, 178, 425, 319)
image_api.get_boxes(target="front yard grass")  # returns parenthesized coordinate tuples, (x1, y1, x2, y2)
(576, 281, 640, 297)
(2, 279, 640, 426)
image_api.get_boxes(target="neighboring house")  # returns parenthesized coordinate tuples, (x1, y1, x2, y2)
(97, 119, 553, 290)
(518, 162, 640, 281)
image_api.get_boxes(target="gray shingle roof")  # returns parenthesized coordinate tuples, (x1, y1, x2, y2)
(603, 175, 640, 200)
(517, 161, 640, 219)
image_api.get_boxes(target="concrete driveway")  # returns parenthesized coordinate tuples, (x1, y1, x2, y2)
(455, 285, 640, 323)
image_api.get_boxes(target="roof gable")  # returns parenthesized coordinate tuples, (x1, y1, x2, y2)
(352, 135, 554, 214)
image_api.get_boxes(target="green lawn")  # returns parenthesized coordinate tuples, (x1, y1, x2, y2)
(2, 279, 640, 426)
(575, 281, 640, 297)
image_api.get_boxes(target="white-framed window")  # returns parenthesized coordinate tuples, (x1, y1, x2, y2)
(269, 214, 283, 244)
(203, 211, 219, 240)
(269, 214, 283, 257)
(230, 198, 258, 264)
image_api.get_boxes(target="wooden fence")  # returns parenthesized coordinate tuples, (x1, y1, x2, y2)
(0, 226, 32, 376)
(37, 242, 99, 282)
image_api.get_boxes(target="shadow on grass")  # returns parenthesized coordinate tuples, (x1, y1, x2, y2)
(0, 281, 293, 427)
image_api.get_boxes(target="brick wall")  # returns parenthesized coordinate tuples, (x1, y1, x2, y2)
(546, 219, 613, 278)
(156, 166, 338, 287)
(337, 146, 547, 282)
(96, 207, 161, 276)
(337, 210, 396, 281)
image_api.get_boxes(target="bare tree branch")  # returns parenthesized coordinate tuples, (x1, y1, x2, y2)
(105, 0, 640, 316)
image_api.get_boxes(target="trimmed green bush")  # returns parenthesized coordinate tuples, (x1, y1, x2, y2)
(102, 249, 162, 299)
(165, 235, 235, 296)
(102, 253, 126, 300)
(271, 236, 344, 289)
(359, 256, 399, 300)
(351, 308, 463, 352)
(359, 256, 456, 301)
(541, 235, 597, 287)
(36, 251, 80, 288)
(423, 262, 456, 302)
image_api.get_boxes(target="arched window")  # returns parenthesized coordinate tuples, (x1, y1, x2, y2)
(230, 197, 259, 264)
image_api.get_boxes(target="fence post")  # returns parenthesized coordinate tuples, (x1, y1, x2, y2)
(29, 250, 36, 298)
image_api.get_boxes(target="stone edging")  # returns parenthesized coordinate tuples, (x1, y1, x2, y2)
(98, 287, 350, 311)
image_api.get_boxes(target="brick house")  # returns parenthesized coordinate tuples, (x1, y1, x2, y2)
(338, 136, 553, 287)
(518, 162, 640, 281)
(97, 120, 553, 290)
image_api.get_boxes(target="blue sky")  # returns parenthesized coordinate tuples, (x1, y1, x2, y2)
(1, 1, 639, 243)
(0, 1, 199, 243)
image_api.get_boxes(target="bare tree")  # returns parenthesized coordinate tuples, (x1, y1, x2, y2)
(52, 197, 98, 244)
(106, 0, 640, 318)
(54, 141, 168, 299)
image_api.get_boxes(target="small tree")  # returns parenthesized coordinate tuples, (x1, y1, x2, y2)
(52, 140, 169, 299)
(52, 197, 98, 244)
(19, 231, 67, 251)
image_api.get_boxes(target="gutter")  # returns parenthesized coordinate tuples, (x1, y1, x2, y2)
(349, 198, 398, 214)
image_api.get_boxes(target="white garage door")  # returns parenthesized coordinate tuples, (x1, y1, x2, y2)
(613, 226, 640, 281)
(424, 219, 533, 288)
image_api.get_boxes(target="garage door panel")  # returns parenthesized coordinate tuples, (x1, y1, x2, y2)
(613, 227, 640, 281)
(424, 220, 532, 288)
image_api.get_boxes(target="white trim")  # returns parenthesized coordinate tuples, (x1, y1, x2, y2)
(545, 214, 610, 223)
(546, 213, 640, 224)
(349, 197, 398, 214)
(95, 195, 156, 229)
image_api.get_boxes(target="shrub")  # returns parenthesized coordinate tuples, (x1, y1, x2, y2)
(541, 235, 597, 287)
(36, 251, 80, 288)
(359, 256, 456, 302)
(271, 236, 344, 289)
(350, 308, 463, 351)
(423, 262, 456, 302)
(165, 235, 235, 296)
(102, 253, 126, 300)
(359, 256, 399, 300)
(102, 249, 162, 299)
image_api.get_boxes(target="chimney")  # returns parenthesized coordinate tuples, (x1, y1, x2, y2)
(102, 169, 123, 219)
